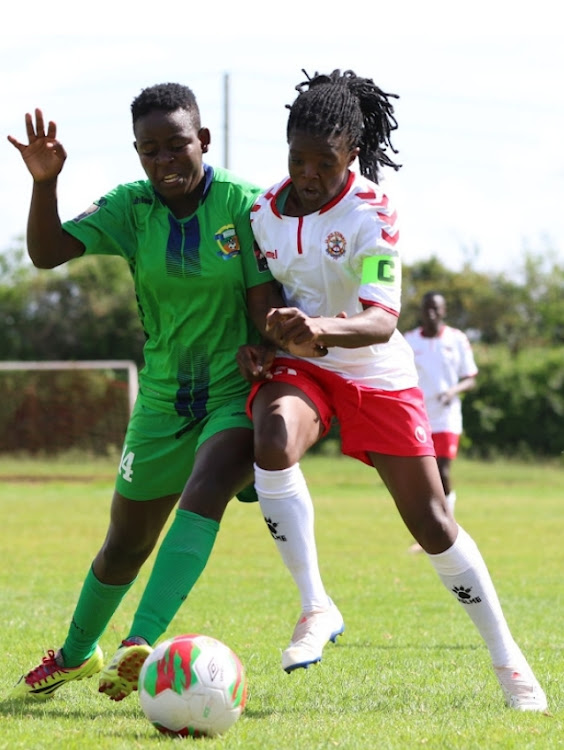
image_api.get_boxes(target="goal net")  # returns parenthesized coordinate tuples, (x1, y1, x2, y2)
(0, 360, 138, 457)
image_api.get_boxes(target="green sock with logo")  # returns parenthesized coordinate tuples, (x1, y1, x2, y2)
(128, 509, 219, 645)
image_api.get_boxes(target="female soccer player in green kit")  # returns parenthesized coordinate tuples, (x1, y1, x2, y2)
(8, 82, 328, 702)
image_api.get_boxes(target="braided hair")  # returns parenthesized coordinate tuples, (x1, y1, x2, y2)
(131, 83, 200, 128)
(286, 69, 400, 183)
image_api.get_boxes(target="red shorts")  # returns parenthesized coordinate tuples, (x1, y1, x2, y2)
(432, 432, 460, 459)
(247, 357, 435, 467)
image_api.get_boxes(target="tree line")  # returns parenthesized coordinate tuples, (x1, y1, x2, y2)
(1, 240, 563, 457)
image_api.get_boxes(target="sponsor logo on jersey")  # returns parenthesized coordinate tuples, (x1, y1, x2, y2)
(325, 230, 347, 258)
(253, 241, 269, 272)
(214, 224, 241, 259)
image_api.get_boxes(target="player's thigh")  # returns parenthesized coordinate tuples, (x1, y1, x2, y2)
(251, 382, 327, 467)
(180, 427, 254, 518)
(178, 399, 256, 519)
(370, 453, 456, 550)
(115, 402, 203, 500)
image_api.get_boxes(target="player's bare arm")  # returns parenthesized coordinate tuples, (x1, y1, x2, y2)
(266, 304, 396, 350)
(246, 282, 327, 359)
(246, 281, 285, 340)
(438, 375, 477, 405)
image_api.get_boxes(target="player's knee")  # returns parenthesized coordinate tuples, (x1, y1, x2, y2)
(101, 530, 158, 571)
(254, 440, 297, 470)
(179, 474, 233, 518)
(413, 496, 456, 549)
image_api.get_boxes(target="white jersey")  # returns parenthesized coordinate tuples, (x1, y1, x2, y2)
(403, 325, 478, 433)
(251, 171, 417, 390)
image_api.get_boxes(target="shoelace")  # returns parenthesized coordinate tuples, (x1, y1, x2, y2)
(26, 650, 61, 683)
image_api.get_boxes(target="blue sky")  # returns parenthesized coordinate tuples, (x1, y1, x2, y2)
(1, 0, 563, 276)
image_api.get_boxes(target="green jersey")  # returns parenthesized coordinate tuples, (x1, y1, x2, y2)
(64, 165, 272, 417)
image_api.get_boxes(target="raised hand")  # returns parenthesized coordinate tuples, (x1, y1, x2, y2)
(7, 109, 67, 182)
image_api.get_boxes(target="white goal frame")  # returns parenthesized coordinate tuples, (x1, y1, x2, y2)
(0, 360, 139, 415)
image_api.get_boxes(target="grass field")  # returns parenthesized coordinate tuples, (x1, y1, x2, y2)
(0, 454, 562, 749)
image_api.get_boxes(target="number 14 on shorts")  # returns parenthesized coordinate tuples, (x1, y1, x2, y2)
(119, 444, 135, 482)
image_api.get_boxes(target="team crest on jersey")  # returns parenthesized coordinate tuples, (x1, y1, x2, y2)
(214, 224, 241, 259)
(325, 231, 347, 258)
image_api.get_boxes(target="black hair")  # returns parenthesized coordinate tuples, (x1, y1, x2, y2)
(286, 69, 401, 183)
(131, 83, 200, 127)
(422, 291, 445, 303)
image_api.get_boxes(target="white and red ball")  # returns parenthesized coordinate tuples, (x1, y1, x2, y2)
(138, 633, 247, 738)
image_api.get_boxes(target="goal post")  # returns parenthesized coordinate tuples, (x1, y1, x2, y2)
(0, 360, 139, 456)
(0, 360, 139, 415)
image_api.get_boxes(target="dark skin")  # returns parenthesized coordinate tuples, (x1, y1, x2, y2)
(7, 106, 286, 584)
(239, 129, 458, 554)
(419, 293, 476, 495)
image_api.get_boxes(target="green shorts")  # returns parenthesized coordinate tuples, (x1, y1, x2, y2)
(114, 396, 257, 502)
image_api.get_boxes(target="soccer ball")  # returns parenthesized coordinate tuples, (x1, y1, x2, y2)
(138, 633, 248, 738)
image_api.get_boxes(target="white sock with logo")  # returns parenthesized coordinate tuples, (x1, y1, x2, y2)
(254, 463, 328, 612)
(427, 525, 524, 667)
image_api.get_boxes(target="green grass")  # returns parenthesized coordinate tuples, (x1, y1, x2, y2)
(0, 455, 562, 749)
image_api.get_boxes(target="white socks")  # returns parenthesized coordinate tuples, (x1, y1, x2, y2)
(428, 525, 524, 667)
(254, 463, 328, 612)
(255, 467, 525, 670)
(446, 491, 457, 513)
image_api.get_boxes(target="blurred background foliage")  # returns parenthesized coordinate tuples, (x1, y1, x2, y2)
(1, 238, 563, 457)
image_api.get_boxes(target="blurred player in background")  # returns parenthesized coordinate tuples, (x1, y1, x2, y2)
(8, 82, 328, 703)
(404, 291, 478, 552)
(237, 68, 546, 711)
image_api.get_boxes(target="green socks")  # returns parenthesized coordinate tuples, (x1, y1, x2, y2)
(60, 510, 219, 663)
(128, 509, 219, 646)
(61, 566, 134, 667)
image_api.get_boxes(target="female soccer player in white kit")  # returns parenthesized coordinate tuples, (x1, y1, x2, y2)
(238, 68, 546, 711)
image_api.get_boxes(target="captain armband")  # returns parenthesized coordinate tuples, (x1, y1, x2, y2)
(361, 255, 399, 286)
